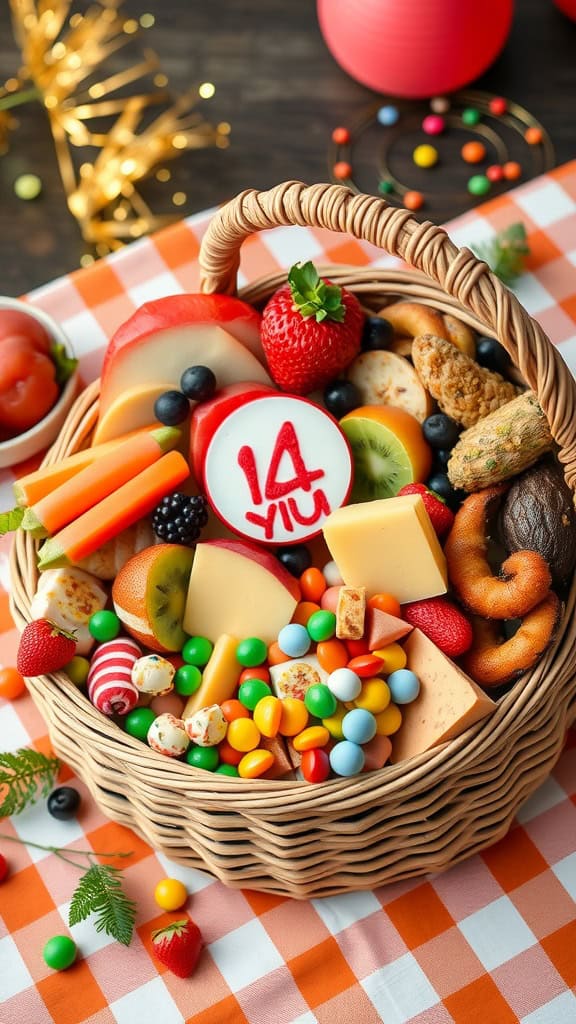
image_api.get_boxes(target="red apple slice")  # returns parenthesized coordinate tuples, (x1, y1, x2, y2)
(98, 294, 270, 422)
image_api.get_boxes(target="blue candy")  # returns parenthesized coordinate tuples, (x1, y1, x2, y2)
(342, 707, 377, 745)
(329, 740, 365, 777)
(387, 669, 420, 704)
(377, 105, 399, 126)
(277, 622, 311, 658)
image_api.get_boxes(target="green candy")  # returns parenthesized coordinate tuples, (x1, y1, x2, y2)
(215, 763, 239, 776)
(306, 610, 336, 643)
(88, 609, 121, 642)
(462, 107, 481, 126)
(124, 707, 156, 741)
(64, 656, 90, 687)
(182, 635, 213, 666)
(236, 637, 267, 668)
(43, 935, 77, 970)
(305, 683, 337, 719)
(378, 179, 394, 195)
(174, 664, 202, 696)
(186, 745, 219, 771)
(468, 174, 491, 196)
(238, 678, 271, 710)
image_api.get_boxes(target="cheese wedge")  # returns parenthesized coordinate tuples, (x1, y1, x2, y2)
(322, 494, 448, 603)
(182, 634, 241, 719)
(367, 609, 413, 650)
(390, 629, 496, 763)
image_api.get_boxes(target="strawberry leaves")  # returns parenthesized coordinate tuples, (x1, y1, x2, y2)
(288, 261, 346, 323)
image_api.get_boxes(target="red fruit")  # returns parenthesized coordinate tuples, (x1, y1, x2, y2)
(17, 619, 77, 677)
(0, 852, 9, 883)
(260, 261, 364, 394)
(0, 310, 52, 355)
(402, 596, 473, 657)
(151, 917, 203, 978)
(0, 337, 59, 436)
(398, 483, 455, 539)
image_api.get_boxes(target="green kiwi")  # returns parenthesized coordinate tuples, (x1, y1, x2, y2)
(340, 416, 415, 501)
(147, 547, 194, 650)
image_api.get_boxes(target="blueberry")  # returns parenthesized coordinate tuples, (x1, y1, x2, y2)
(361, 315, 394, 350)
(154, 389, 190, 426)
(475, 336, 512, 376)
(277, 544, 311, 577)
(426, 472, 464, 510)
(422, 413, 461, 450)
(323, 380, 361, 419)
(433, 448, 452, 470)
(180, 364, 217, 402)
(47, 786, 81, 821)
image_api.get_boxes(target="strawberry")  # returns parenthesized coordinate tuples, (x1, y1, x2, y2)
(398, 482, 455, 539)
(151, 917, 203, 978)
(17, 619, 77, 676)
(260, 261, 364, 394)
(402, 596, 473, 658)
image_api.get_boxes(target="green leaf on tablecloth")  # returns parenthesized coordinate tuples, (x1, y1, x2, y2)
(0, 507, 24, 535)
(0, 747, 60, 817)
(472, 222, 530, 285)
(69, 863, 136, 946)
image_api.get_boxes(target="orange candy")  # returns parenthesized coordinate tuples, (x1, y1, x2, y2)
(292, 725, 330, 752)
(217, 739, 243, 766)
(299, 568, 326, 603)
(0, 667, 26, 700)
(238, 666, 270, 684)
(278, 696, 309, 737)
(267, 641, 292, 666)
(316, 638, 348, 674)
(333, 161, 352, 179)
(291, 601, 321, 626)
(367, 593, 402, 618)
(403, 191, 424, 211)
(461, 141, 486, 164)
(525, 127, 543, 145)
(220, 699, 250, 723)
(503, 161, 522, 181)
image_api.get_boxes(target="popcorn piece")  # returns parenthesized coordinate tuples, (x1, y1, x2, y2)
(184, 704, 227, 747)
(336, 586, 366, 640)
(131, 654, 175, 696)
(147, 713, 189, 757)
(31, 567, 107, 655)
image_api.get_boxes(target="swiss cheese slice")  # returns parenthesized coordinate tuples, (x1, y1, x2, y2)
(322, 494, 447, 603)
(390, 629, 496, 763)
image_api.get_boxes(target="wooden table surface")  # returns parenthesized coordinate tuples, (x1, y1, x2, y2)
(1, 0, 575, 296)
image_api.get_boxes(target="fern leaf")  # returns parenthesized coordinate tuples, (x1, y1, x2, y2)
(69, 864, 136, 946)
(0, 748, 60, 817)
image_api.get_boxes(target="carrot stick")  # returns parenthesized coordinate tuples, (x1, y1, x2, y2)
(37, 450, 190, 570)
(22, 427, 181, 539)
(13, 423, 159, 507)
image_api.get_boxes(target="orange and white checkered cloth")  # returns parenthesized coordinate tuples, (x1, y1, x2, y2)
(1, 166, 576, 1024)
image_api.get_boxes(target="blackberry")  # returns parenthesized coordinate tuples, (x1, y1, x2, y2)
(152, 492, 209, 545)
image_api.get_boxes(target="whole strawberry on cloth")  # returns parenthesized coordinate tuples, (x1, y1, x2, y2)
(260, 261, 364, 394)
(151, 917, 203, 978)
(17, 618, 77, 676)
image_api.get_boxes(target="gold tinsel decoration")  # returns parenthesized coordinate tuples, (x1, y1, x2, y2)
(2, 0, 229, 252)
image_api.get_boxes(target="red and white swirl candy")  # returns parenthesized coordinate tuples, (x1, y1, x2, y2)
(87, 637, 141, 716)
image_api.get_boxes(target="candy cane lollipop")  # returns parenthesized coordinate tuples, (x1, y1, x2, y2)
(87, 637, 141, 716)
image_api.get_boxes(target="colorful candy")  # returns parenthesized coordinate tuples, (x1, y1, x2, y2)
(292, 725, 330, 751)
(174, 663, 202, 696)
(186, 745, 219, 771)
(307, 610, 336, 642)
(377, 105, 399, 126)
(316, 638, 348, 674)
(253, 695, 282, 738)
(238, 677, 272, 709)
(88, 609, 121, 642)
(278, 623, 311, 658)
(226, 717, 261, 752)
(329, 740, 365, 776)
(125, 706, 157, 740)
(461, 141, 486, 164)
(322, 560, 343, 587)
(301, 748, 330, 783)
(342, 708, 377, 745)
(182, 635, 213, 666)
(354, 678, 391, 714)
(387, 668, 420, 703)
(236, 636, 268, 667)
(184, 704, 227, 747)
(413, 144, 439, 168)
(154, 877, 188, 911)
(304, 683, 337, 719)
(43, 935, 77, 971)
(327, 666, 362, 702)
(238, 749, 274, 778)
(422, 114, 445, 135)
(278, 697, 308, 736)
(87, 637, 140, 716)
(131, 654, 175, 696)
(147, 713, 189, 756)
(0, 666, 26, 699)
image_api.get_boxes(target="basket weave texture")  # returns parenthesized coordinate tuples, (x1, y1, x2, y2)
(10, 182, 576, 898)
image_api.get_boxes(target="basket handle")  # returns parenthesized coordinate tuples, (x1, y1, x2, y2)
(199, 180, 576, 494)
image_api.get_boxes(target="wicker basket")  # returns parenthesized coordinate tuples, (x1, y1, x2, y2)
(10, 182, 576, 898)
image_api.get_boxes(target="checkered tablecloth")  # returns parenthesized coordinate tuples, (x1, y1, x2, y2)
(1, 166, 576, 1024)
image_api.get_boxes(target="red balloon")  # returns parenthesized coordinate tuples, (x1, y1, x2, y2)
(317, 0, 514, 98)
(553, 0, 576, 20)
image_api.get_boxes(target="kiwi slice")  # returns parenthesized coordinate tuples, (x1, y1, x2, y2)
(146, 547, 194, 650)
(340, 416, 415, 501)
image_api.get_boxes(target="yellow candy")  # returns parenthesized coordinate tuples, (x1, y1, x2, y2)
(355, 678, 391, 714)
(375, 703, 403, 736)
(278, 696, 309, 737)
(372, 643, 407, 674)
(238, 748, 275, 778)
(322, 705, 346, 740)
(413, 143, 438, 168)
(253, 695, 282, 738)
(292, 725, 330, 752)
(227, 717, 261, 752)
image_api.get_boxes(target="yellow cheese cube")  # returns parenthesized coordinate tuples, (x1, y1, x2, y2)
(390, 629, 496, 763)
(322, 494, 447, 603)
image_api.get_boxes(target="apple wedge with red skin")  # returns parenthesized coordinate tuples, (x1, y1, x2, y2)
(190, 381, 277, 483)
(99, 293, 269, 420)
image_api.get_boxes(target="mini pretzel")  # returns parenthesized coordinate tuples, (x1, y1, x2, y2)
(463, 592, 560, 687)
(444, 485, 552, 619)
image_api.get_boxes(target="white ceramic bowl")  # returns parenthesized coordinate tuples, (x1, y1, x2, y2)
(0, 297, 79, 469)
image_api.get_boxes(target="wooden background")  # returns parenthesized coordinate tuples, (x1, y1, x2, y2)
(1, 0, 575, 296)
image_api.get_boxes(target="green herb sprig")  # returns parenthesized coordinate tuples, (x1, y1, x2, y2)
(0, 748, 60, 816)
(472, 222, 530, 285)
